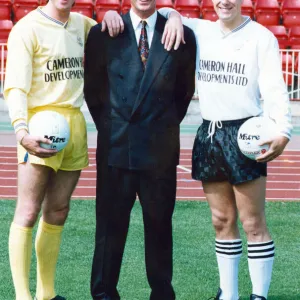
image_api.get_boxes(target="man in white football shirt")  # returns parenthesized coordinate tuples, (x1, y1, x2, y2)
(158, 1, 292, 300)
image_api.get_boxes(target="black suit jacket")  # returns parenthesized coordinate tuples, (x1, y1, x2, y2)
(84, 12, 196, 170)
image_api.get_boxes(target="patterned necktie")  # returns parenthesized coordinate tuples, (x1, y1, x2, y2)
(138, 20, 149, 71)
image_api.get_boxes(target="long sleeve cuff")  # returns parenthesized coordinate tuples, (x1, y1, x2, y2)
(5, 88, 28, 132)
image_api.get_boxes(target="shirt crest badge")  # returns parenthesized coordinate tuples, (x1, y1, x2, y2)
(77, 36, 83, 47)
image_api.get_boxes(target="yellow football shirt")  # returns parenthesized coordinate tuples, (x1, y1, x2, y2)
(4, 8, 96, 131)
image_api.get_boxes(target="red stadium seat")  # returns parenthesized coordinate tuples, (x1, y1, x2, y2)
(155, 0, 173, 9)
(175, 0, 200, 18)
(282, 0, 300, 28)
(289, 26, 300, 50)
(266, 25, 289, 48)
(95, 0, 121, 23)
(71, 0, 94, 18)
(0, 19, 12, 43)
(121, 0, 130, 15)
(13, 0, 39, 22)
(254, 0, 280, 26)
(289, 26, 300, 46)
(201, 0, 217, 21)
(241, 0, 254, 19)
(0, 0, 11, 21)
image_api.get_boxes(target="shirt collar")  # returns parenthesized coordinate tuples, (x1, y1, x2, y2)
(129, 9, 157, 31)
(217, 16, 251, 37)
(37, 7, 69, 28)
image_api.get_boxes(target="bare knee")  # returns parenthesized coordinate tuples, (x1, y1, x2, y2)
(14, 201, 42, 227)
(211, 210, 238, 238)
(240, 215, 270, 241)
(43, 205, 70, 225)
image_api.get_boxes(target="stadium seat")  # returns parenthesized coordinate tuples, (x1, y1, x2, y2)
(254, 0, 281, 26)
(241, 0, 254, 19)
(0, 0, 11, 21)
(0, 19, 12, 43)
(71, 0, 94, 18)
(13, 0, 39, 22)
(201, 0, 218, 21)
(289, 26, 300, 46)
(155, 0, 173, 9)
(121, 0, 130, 15)
(282, 0, 300, 28)
(175, 0, 200, 19)
(266, 25, 289, 48)
(95, 0, 121, 23)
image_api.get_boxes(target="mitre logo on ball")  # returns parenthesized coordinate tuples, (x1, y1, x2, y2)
(29, 110, 70, 151)
(239, 133, 260, 141)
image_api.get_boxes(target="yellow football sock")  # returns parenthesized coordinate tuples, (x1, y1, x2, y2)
(35, 218, 64, 300)
(9, 222, 33, 300)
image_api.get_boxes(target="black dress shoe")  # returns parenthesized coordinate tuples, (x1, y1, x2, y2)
(93, 293, 119, 300)
(207, 288, 240, 300)
(207, 288, 222, 300)
(250, 294, 267, 300)
(35, 296, 66, 300)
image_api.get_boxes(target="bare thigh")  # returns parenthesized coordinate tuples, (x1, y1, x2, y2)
(42, 169, 81, 225)
(203, 181, 240, 239)
(14, 163, 53, 227)
(234, 176, 271, 242)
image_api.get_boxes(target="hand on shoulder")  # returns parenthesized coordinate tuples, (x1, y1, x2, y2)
(102, 10, 124, 37)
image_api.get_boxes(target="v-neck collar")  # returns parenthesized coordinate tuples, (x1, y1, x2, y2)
(37, 7, 69, 28)
(218, 16, 251, 38)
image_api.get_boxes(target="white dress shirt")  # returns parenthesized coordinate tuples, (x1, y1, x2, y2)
(129, 9, 157, 48)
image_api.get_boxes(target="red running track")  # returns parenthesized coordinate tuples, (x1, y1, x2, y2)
(0, 147, 300, 201)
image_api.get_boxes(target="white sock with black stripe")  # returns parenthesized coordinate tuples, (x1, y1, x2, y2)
(248, 240, 275, 298)
(215, 239, 242, 300)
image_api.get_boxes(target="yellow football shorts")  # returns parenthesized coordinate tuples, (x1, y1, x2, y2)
(17, 106, 89, 172)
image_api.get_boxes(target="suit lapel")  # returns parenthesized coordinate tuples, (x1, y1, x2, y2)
(119, 13, 144, 73)
(131, 13, 170, 116)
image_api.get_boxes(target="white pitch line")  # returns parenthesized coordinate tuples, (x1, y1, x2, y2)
(174, 187, 300, 191)
(268, 166, 300, 169)
(178, 152, 300, 156)
(0, 169, 299, 176)
(176, 179, 300, 183)
(178, 157, 300, 162)
(0, 177, 299, 184)
(178, 164, 300, 170)
(0, 185, 96, 189)
(175, 197, 300, 200)
(177, 165, 191, 173)
(0, 195, 97, 199)
(3, 156, 300, 164)
(0, 195, 299, 201)
(0, 185, 299, 192)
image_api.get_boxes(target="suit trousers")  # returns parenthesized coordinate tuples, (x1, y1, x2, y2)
(91, 164, 177, 300)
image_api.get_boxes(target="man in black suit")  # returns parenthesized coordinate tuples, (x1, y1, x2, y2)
(84, 1, 196, 299)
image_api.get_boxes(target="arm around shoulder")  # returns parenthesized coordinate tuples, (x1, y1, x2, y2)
(84, 24, 106, 130)
(175, 26, 197, 122)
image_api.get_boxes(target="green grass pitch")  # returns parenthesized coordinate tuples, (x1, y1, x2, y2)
(0, 200, 299, 299)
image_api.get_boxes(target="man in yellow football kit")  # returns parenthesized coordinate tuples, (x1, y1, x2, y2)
(4, 0, 96, 298)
